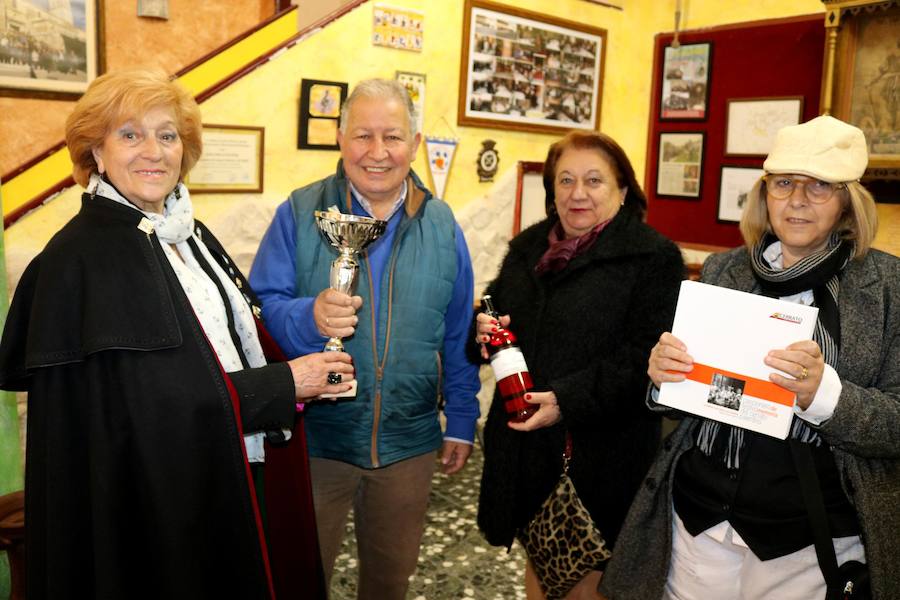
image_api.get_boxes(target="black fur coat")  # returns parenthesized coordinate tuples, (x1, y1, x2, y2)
(476, 207, 684, 550)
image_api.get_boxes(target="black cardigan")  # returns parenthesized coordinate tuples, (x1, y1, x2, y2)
(476, 207, 684, 549)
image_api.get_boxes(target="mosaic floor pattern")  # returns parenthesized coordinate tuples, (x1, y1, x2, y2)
(329, 447, 528, 599)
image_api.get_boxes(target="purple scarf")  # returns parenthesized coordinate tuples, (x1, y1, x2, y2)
(534, 218, 611, 275)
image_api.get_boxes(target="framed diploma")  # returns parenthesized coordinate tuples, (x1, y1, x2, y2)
(184, 124, 264, 193)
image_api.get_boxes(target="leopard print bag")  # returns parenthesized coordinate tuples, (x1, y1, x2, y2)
(517, 432, 611, 600)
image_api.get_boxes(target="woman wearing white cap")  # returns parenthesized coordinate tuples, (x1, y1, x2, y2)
(600, 115, 899, 600)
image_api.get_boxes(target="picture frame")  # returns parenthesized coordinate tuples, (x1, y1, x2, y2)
(513, 161, 545, 235)
(659, 42, 711, 120)
(725, 97, 803, 157)
(656, 132, 705, 199)
(395, 71, 426, 134)
(0, 0, 102, 98)
(184, 124, 264, 194)
(717, 165, 764, 223)
(458, 0, 606, 135)
(823, 1, 900, 183)
(373, 4, 423, 52)
(137, 0, 169, 20)
(298, 79, 348, 150)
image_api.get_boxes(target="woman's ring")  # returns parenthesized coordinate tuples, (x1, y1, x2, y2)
(327, 372, 342, 384)
(799, 366, 808, 381)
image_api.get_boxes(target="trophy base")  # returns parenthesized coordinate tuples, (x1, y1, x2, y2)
(320, 379, 357, 399)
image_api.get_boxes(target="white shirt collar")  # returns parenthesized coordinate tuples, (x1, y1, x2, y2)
(348, 179, 408, 221)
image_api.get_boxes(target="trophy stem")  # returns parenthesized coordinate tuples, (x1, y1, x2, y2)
(325, 337, 344, 353)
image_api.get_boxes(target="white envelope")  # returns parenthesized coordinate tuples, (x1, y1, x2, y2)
(657, 280, 818, 439)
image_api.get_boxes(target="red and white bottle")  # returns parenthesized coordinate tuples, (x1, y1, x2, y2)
(481, 295, 537, 423)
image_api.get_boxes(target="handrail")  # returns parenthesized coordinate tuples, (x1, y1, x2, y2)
(2, 0, 369, 227)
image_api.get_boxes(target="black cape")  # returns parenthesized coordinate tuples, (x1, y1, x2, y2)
(0, 194, 324, 599)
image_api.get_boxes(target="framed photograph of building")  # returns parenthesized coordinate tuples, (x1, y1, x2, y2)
(717, 165, 763, 223)
(0, 0, 102, 98)
(659, 42, 711, 120)
(656, 132, 705, 198)
(458, 0, 606, 134)
(725, 97, 803, 157)
(298, 79, 347, 150)
(184, 124, 264, 194)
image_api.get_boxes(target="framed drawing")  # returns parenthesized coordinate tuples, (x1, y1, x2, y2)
(396, 71, 426, 134)
(822, 1, 900, 183)
(298, 79, 348, 150)
(184, 125, 264, 193)
(0, 0, 102, 98)
(659, 42, 711, 120)
(725, 97, 803, 157)
(717, 166, 764, 223)
(458, 0, 606, 135)
(513, 161, 545, 235)
(373, 4, 423, 52)
(657, 132, 705, 199)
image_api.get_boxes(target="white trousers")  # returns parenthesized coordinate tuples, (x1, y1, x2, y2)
(664, 511, 865, 600)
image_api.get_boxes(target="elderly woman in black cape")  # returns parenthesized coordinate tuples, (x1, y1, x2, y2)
(601, 116, 900, 600)
(0, 69, 354, 599)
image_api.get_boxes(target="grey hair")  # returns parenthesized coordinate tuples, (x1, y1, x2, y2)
(339, 78, 418, 137)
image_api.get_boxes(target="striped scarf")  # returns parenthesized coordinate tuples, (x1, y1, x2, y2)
(697, 233, 853, 468)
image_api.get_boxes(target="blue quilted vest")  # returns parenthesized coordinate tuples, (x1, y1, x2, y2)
(290, 163, 458, 468)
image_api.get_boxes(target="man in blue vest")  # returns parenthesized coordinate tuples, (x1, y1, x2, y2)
(250, 78, 480, 599)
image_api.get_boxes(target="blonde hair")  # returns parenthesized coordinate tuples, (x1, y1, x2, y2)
(739, 178, 878, 259)
(66, 68, 202, 187)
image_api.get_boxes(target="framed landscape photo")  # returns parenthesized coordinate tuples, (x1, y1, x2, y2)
(458, 0, 606, 135)
(298, 79, 348, 150)
(725, 97, 803, 157)
(657, 132, 705, 199)
(0, 0, 102, 98)
(184, 124, 264, 194)
(659, 42, 711, 120)
(717, 165, 764, 223)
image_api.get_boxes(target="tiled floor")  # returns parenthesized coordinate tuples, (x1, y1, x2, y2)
(329, 447, 528, 599)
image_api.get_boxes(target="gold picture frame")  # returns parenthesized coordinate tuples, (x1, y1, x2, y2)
(821, 0, 900, 182)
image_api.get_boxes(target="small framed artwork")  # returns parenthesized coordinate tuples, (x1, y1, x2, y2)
(185, 124, 265, 194)
(659, 42, 712, 120)
(725, 97, 803, 157)
(458, 0, 606, 134)
(0, 0, 102, 98)
(373, 4, 424, 52)
(298, 79, 348, 150)
(717, 166, 764, 223)
(137, 0, 169, 19)
(657, 132, 705, 199)
(395, 71, 426, 133)
(513, 161, 545, 235)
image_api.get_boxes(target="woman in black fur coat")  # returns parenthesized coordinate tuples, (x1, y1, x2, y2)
(473, 131, 684, 599)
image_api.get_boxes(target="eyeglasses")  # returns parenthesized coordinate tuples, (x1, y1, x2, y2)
(763, 174, 847, 204)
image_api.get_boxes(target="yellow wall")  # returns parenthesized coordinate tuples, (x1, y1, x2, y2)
(181, 0, 839, 215)
(8, 0, 897, 260)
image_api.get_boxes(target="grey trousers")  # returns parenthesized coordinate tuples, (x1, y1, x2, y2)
(310, 451, 437, 600)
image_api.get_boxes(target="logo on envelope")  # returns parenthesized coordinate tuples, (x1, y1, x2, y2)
(769, 312, 803, 324)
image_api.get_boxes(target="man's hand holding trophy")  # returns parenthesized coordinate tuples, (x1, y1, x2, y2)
(313, 207, 387, 398)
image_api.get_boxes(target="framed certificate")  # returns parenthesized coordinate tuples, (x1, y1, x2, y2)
(184, 124, 264, 193)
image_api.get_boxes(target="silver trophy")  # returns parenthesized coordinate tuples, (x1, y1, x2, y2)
(314, 210, 387, 397)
